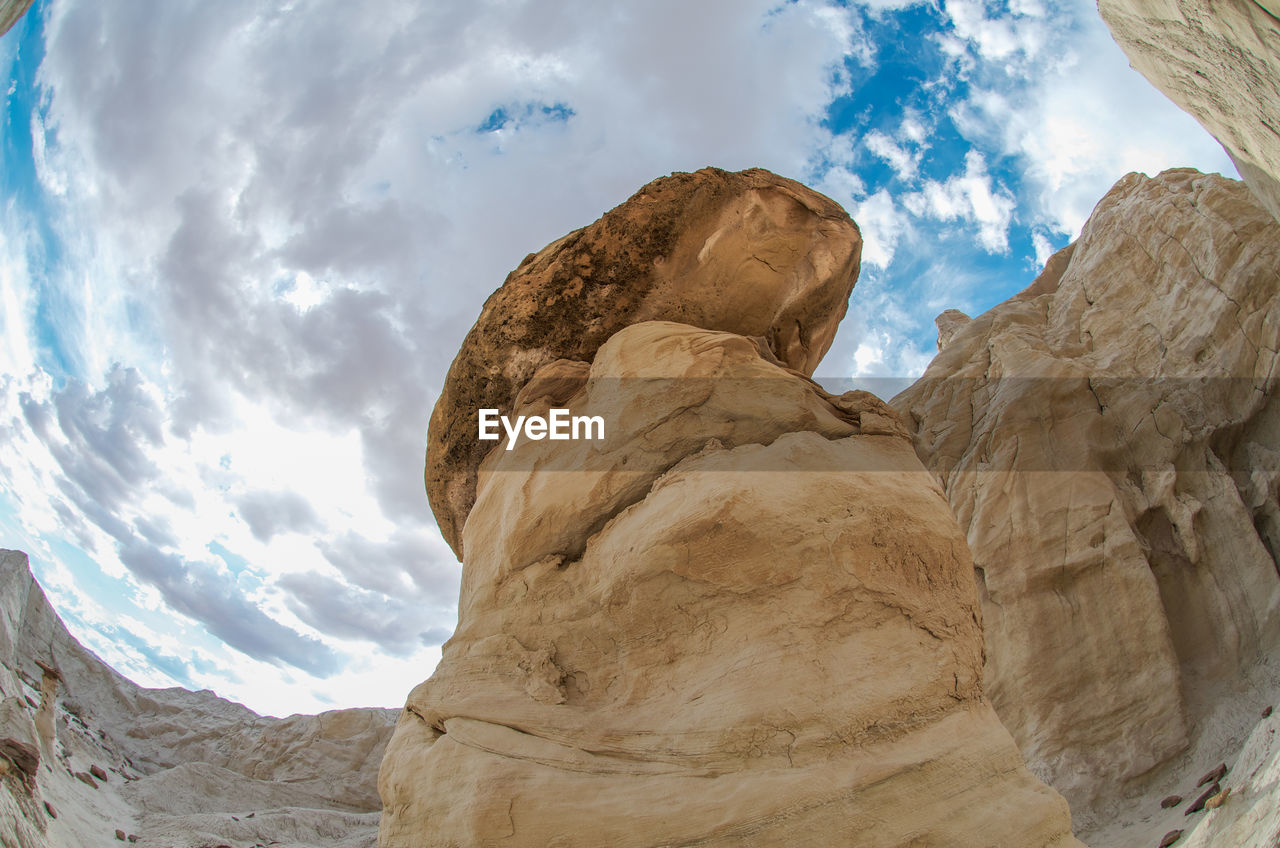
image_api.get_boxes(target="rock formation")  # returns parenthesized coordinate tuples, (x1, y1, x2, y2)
(0, 548, 395, 848)
(426, 167, 863, 557)
(1099, 0, 1280, 224)
(892, 168, 1280, 837)
(0, 0, 34, 39)
(1168, 704, 1280, 846)
(382, 168, 1082, 846)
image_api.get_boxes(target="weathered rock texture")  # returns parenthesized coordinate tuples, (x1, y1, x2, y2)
(426, 167, 863, 557)
(1171, 704, 1280, 847)
(1100, 0, 1280, 224)
(0, 548, 395, 848)
(385, 169, 1081, 846)
(892, 169, 1280, 831)
(0, 0, 34, 39)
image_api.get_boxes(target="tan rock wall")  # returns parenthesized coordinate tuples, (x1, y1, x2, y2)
(893, 169, 1280, 823)
(383, 320, 1082, 846)
(1099, 0, 1280, 223)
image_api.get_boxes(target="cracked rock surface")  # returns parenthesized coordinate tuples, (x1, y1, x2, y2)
(892, 168, 1280, 838)
(1099, 0, 1280, 224)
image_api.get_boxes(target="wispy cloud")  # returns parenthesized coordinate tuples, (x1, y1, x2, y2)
(903, 150, 1015, 253)
(0, 0, 1244, 715)
(1, 0, 865, 712)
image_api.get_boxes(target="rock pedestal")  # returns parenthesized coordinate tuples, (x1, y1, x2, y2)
(382, 169, 1082, 847)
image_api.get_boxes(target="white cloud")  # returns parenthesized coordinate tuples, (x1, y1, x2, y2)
(851, 189, 909, 269)
(853, 0, 931, 12)
(943, 0, 1047, 63)
(0, 231, 37, 380)
(2, 0, 866, 713)
(900, 113, 927, 145)
(904, 150, 1015, 253)
(940, 0, 1235, 237)
(1032, 230, 1055, 268)
(853, 340, 885, 373)
(867, 129, 920, 180)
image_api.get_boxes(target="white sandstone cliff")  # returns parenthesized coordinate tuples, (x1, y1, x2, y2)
(0, 548, 395, 848)
(1099, 0, 1280, 224)
(893, 168, 1280, 846)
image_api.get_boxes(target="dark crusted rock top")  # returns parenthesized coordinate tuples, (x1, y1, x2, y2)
(426, 166, 862, 556)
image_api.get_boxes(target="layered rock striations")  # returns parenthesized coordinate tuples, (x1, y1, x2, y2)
(1099, 0, 1280, 223)
(383, 168, 1082, 846)
(0, 548, 395, 848)
(892, 169, 1280, 833)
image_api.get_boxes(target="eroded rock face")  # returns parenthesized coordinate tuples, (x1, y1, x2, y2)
(1099, 0, 1280, 223)
(934, 308, 972, 351)
(426, 167, 863, 556)
(892, 169, 1280, 826)
(0, 0, 35, 39)
(0, 549, 394, 848)
(386, 217, 1081, 845)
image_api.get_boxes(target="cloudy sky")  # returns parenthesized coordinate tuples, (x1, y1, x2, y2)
(0, 0, 1233, 716)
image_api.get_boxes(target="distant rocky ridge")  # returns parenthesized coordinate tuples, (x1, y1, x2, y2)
(0, 548, 395, 848)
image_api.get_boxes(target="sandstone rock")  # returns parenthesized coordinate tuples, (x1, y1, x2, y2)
(384, 313, 1081, 846)
(1185, 782, 1220, 814)
(0, 0, 34, 39)
(426, 167, 863, 556)
(32, 661, 59, 760)
(1161, 794, 1183, 808)
(0, 548, 395, 847)
(935, 308, 971, 350)
(1197, 762, 1227, 787)
(1204, 786, 1230, 809)
(1170, 705, 1280, 846)
(0, 737, 37, 778)
(1159, 830, 1184, 848)
(892, 169, 1280, 827)
(89, 764, 107, 782)
(125, 761, 352, 816)
(1099, 0, 1280, 224)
